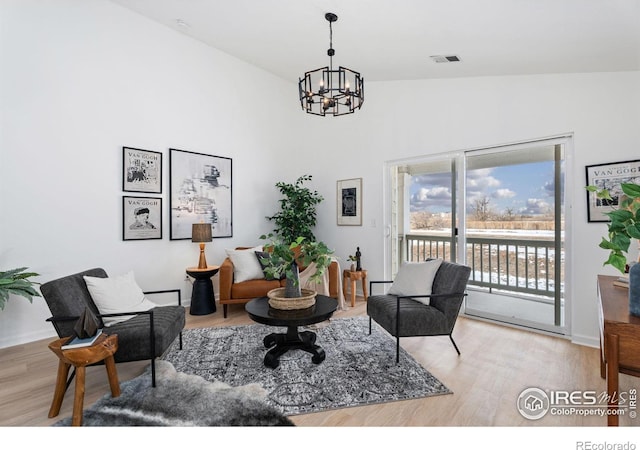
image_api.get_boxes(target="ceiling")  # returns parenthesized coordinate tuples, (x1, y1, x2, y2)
(110, 0, 640, 83)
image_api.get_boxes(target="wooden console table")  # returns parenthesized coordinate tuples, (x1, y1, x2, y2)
(597, 275, 640, 426)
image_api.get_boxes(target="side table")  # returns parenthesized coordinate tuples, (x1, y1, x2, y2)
(186, 265, 220, 315)
(245, 295, 338, 368)
(48, 333, 120, 426)
(342, 269, 368, 307)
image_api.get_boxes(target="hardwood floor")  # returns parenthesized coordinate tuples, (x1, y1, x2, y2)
(0, 298, 637, 429)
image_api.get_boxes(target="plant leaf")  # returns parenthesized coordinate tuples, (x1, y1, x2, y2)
(626, 223, 640, 239)
(605, 252, 627, 274)
(621, 183, 640, 198)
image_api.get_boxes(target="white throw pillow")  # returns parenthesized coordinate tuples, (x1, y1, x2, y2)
(388, 259, 443, 305)
(225, 246, 264, 283)
(84, 271, 157, 326)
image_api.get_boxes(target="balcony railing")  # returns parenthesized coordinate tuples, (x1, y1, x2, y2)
(405, 233, 562, 299)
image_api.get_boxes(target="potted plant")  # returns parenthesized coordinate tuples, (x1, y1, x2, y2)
(586, 182, 640, 315)
(586, 183, 640, 273)
(0, 267, 41, 310)
(266, 174, 323, 244)
(259, 233, 334, 299)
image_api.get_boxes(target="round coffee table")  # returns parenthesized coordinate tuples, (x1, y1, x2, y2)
(245, 295, 338, 369)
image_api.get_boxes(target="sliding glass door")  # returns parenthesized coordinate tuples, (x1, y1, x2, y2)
(386, 137, 570, 335)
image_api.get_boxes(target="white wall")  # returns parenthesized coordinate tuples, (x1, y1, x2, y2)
(303, 72, 640, 347)
(2, 0, 639, 349)
(0, 0, 301, 347)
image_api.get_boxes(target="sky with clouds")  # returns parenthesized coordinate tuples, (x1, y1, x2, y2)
(410, 161, 557, 216)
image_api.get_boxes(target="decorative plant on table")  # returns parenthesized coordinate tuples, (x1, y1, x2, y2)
(0, 267, 41, 311)
(586, 183, 640, 273)
(259, 234, 334, 298)
(265, 174, 323, 244)
(586, 182, 640, 316)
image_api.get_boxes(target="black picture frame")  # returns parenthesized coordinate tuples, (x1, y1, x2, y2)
(337, 178, 362, 226)
(122, 147, 162, 194)
(169, 148, 232, 240)
(585, 159, 640, 222)
(122, 196, 162, 240)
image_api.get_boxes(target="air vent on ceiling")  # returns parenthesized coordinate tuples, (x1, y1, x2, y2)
(430, 55, 461, 63)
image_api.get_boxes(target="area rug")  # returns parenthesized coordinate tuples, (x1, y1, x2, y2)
(53, 360, 293, 426)
(162, 315, 451, 416)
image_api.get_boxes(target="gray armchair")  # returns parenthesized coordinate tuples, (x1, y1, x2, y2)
(40, 268, 185, 387)
(367, 260, 471, 363)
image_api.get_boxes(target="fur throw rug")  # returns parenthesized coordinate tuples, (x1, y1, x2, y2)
(53, 360, 294, 426)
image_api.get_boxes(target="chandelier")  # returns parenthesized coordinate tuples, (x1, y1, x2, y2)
(298, 13, 364, 116)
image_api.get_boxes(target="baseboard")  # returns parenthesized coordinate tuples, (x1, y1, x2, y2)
(570, 333, 599, 349)
(0, 328, 57, 349)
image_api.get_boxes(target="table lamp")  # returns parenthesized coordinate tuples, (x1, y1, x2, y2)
(192, 223, 212, 269)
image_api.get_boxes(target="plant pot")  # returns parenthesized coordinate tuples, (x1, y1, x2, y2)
(284, 262, 302, 298)
(267, 288, 317, 310)
(629, 263, 640, 316)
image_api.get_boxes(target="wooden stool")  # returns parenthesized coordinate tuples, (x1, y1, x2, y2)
(48, 333, 120, 426)
(342, 269, 368, 307)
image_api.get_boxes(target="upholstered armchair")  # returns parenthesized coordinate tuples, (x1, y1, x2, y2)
(40, 268, 185, 387)
(219, 246, 341, 318)
(367, 259, 471, 363)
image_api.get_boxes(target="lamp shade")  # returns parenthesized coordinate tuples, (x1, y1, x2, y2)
(192, 223, 212, 243)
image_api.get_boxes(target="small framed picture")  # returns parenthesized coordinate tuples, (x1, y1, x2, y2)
(337, 178, 362, 226)
(585, 159, 640, 222)
(123, 147, 162, 194)
(123, 196, 162, 240)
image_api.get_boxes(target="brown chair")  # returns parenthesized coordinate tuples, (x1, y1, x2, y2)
(219, 247, 340, 317)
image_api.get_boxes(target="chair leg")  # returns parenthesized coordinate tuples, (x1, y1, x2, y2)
(396, 336, 400, 364)
(449, 335, 461, 355)
(368, 316, 372, 335)
(151, 358, 156, 388)
(179, 331, 183, 350)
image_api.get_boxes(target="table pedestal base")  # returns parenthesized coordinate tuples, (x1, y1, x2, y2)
(262, 326, 326, 369)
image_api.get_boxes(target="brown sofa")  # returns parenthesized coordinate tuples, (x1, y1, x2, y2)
(219, 247, 340, 317)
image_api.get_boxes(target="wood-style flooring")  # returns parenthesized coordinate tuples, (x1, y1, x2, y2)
(0, 297, 637, 428)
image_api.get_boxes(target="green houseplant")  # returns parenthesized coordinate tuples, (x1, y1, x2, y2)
(259, 234, 334, 298)
(266, 174, 324, 244)
(586, 183, 640, 273)
(0, 267, 41, 310)
(587, 182, 640, 316)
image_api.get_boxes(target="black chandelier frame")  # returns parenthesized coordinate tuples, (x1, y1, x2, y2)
(298, 13, 364, 117)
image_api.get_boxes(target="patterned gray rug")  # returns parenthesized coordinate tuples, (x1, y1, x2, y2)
(162, 315, 451, 416)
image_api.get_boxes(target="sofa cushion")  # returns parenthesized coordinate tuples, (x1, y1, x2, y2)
(107, 305, 185, 361)
(231, 279, 281, 299)
(387, 259, 443, 305)
(225, 246, 264, 283)
(83, 271, 157, 326)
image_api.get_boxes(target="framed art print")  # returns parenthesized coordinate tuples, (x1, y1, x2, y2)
(169, 148, 232, 240)
(122, 147, 162, 194)
(123, 196, 162, 240)
(585, 159, 640, 222)
(337, 178, 362, 226)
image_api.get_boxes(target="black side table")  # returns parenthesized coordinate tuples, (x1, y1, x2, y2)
(186, 266, 219, 315)
(245, 295, 337, 368)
